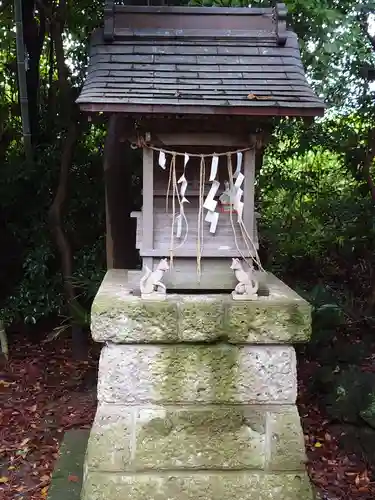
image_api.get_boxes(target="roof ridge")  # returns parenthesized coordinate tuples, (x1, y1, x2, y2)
(103, 1, 289, 46)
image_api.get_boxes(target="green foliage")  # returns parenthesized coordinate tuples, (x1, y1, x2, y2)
(0, 126, 106, 325)
(314, 365, 375, 426)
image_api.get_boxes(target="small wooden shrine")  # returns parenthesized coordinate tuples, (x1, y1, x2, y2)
(77, 2, 324, 297)
(75, 5, 325, 500)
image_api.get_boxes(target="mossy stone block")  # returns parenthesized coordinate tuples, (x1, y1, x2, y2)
(134, 406, 266, 470)
(85, 405, 132, 471)
(178, 296, 225, 341)
(91, 270, 312, 344)
(98, 344, 296, 405)
(226, 302, 311, 343)
(267, 406, 307, 471)
(82, 471, 315, 500)
(92, 295, 178, 342)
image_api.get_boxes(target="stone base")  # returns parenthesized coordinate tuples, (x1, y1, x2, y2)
(84, 403, 306, 472)
(82, 471, 315, 500)
(82, 272, 315, 500)
(81, 343, 314, 499)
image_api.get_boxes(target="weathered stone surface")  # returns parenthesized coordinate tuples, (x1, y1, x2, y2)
(178, 296, 226, 340)
(81, 471, 315, 500)
(135, 406, 265, 470)
(85, 405, 266, 472)
(85, 405, 132, 471)
(226, 302, 311, 343)
(90, 270, 311, 344)
(91, 293, 178, 343)
(83, 405, 311, 474)
(98, 344, 297, 404)
(267, 406, 307, 471)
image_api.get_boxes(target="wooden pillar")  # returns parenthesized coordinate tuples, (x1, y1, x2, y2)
(142, 147, 154, 270)
(243, 148, 255, 242)
(103, 115, 137, 269)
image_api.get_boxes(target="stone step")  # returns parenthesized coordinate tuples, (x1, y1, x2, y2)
(85, 404, 306, 473)
(81, 471, 315, 500)
(47, 429, 89, 500)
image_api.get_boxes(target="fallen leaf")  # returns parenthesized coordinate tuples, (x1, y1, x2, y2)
(247, 93, 272, 100)
(357, 486, 369, 492)
(314, 442, 323, 448)
(324, 432, 332, 442)
(19, 438, 30, 447)
(41, 486, 49, 497)
(355, 470, 370, 488)
(68, 474, 79, 483)
(0, 476, 9, 483)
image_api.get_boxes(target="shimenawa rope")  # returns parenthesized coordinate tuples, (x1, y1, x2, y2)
(131, 139, 264, 275)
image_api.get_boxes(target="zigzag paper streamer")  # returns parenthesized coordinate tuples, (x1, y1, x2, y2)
(203, 169, 220, 234)
(175, 154, 190, 238)
(205, 210, 219, 233)
(158, 151, 166, 169)
(233, 151, 243, 178)
(232, 172, 245, 222)
(209, 155, 219, 181)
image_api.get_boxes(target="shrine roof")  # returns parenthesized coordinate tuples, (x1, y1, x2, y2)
(76, 4, 325, 117)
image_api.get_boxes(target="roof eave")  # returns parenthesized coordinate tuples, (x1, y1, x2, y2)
(77, 102, 325, 118)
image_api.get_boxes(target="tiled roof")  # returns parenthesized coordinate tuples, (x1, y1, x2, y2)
(77, 5, 325, 116)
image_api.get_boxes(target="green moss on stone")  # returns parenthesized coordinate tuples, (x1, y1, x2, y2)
(226, 302, 311, 343)
(82, 472, 316, 500)
(204, 344, 239, 402)
(92, 295, 178, 342)
(85, 409, 132, 471)
(267, 407, 307, 471)
(155, 345, 242, 403)
(178, 297, 225, 341)
(134, 407, 266, 470)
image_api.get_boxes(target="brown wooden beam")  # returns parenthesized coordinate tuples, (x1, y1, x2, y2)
(79, 103, 325, 118)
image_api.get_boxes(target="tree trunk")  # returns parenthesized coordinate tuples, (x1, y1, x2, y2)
(361, 134, 375, 202)
(48, 123, 88, 359)
(14, 0, 33, 160)
(46, 0, 88, 358)
(22, 0, 45, 143)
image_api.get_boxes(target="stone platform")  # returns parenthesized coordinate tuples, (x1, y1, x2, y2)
(81, 270, 315, 500)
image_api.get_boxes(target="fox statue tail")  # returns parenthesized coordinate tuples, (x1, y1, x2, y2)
(140, 265, 152, 292)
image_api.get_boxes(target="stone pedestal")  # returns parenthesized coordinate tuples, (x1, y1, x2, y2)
(81, 270, 315, 500)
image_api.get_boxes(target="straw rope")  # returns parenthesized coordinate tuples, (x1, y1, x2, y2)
(169, 153, 177, 268)
(130, 139, 254, 159)
(131, 138, 264, 274)
(196, 155, 206, 280)
(227, 153, 264, 272)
